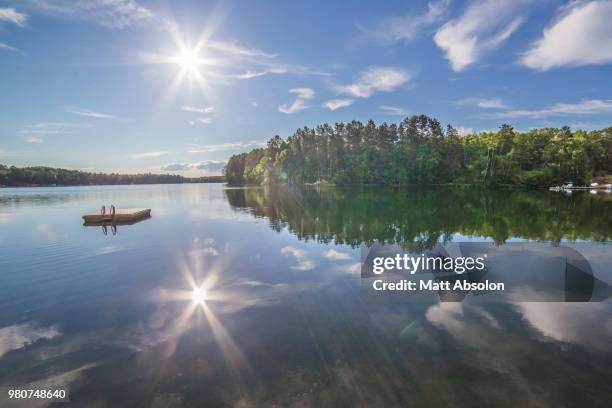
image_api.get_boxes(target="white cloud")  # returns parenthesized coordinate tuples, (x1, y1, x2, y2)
(281, 245, 315, 271)
(181, 106, 214, 114)
(130, 151, 168, 160)
(456, 126, 474, 136)
(0, 7, 28, 26)
(323, 99, 354, 111)
(20, 122, 91, 143)
(206, 39, 277, 59)
(380, 105, 408, 116)
(20, 0, 153, 29)
(434, 0, 528, 71)
(335, 67, 410, 98)
(358, 0, 451, 44)
(187, 140, 265, 153)
(64, 106, 118, 119)
(279, 87, 315, 114)
(251, 101, 258, 107)
(494, 99, 612, 119)
(25, 136, 44, 144)
(161, 161, 226, 172)
(189, 117, 212, 125)
(457, 97, 508, 109)
(520, 1, 612, 71)
(290, 87, 315, 100)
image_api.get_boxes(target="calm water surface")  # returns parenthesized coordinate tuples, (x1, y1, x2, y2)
(0, 184, 611, 407)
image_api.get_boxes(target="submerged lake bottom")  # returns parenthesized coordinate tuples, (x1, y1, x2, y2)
(0, 184, 611, 407)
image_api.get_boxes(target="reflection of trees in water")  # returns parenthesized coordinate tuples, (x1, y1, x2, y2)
(225, 186, 612, 249)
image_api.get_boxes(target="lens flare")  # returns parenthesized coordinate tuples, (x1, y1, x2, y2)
(192, 287, 207, 304)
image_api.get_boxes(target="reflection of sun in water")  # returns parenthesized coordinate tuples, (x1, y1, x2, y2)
(192, 286, 207, 304)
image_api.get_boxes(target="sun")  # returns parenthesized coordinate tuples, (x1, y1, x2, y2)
(192, 287, 207, 304)
(173, 47, 203, 77)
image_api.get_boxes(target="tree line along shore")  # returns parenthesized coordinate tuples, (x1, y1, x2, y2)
(224, 115, 611, 188)
(0, 165, 223, 187)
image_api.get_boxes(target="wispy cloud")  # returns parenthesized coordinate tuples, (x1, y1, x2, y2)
(188, 117, 212, 125)
(434, 0, 528, 71)
(64, 106, 118, 119)
(520, 1, 612, 71)
(0, 42, 20, 52)
(335, 67, 410, 98)
(457, 97, 508, 109)
(160, 161, 226, 172)
(130, 151, 168, 160)
(0, 7, 28, 26)
(20, 122, 91, 143)
(357, 0, 451, 45)
(493, 99, 612, 119)
(206, 39, 277, 59)
(380, 105, 408, 116)
(25, 136, 44, 144)
(279, 87, 315, 114)
(181, 105, 214, 114)
(323, 99, 354, 111)
(19, 0, 153, 29)
(187, 140, 265, 153)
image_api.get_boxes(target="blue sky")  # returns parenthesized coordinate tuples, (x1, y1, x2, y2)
(0, 0, 611, 175)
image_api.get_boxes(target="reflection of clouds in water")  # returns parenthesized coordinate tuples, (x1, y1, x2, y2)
(0, 324, 61, 357)
(514, 302, 612, 351)
(0, 212, 11, 224)
(322, 249, 352, 261)
(0, 364, 96, 408)
(280, 245, 315, 271)
(331, 262, 361, 275)
(426, 302, 501, 349)
(92, 245, 124, 256)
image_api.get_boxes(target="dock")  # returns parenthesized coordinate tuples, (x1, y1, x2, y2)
(83, 208, 151, 224)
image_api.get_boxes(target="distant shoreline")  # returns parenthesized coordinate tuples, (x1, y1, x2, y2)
(0, 181, 225, 188)
(0, 164, 225, 187)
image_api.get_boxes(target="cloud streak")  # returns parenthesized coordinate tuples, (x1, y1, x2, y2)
(187, 140, 265, 153)
(160, 161, 226, 172)
(493, 99, 612, 119)
(181, 106, 215, 114)
(64, 106, 118, 119)
(130, 151, 168, 160)
(358, 0, 451, 45)
(380, 105, 408, 116)
(457, 97, 508, 109)
(19, 0, 153, 29)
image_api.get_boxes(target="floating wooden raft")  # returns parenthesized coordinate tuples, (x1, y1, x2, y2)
(83, 208, 151, 224)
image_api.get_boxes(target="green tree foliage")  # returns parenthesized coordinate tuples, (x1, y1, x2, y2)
(225, 115, 611, 187)
(0, 166, 223, 187)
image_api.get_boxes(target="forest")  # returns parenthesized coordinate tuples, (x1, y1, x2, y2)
(224, 115, 612, 187)
(0, 165, 223, 187)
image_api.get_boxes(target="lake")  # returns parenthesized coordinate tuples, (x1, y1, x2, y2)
(1, 184, 611, 407)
